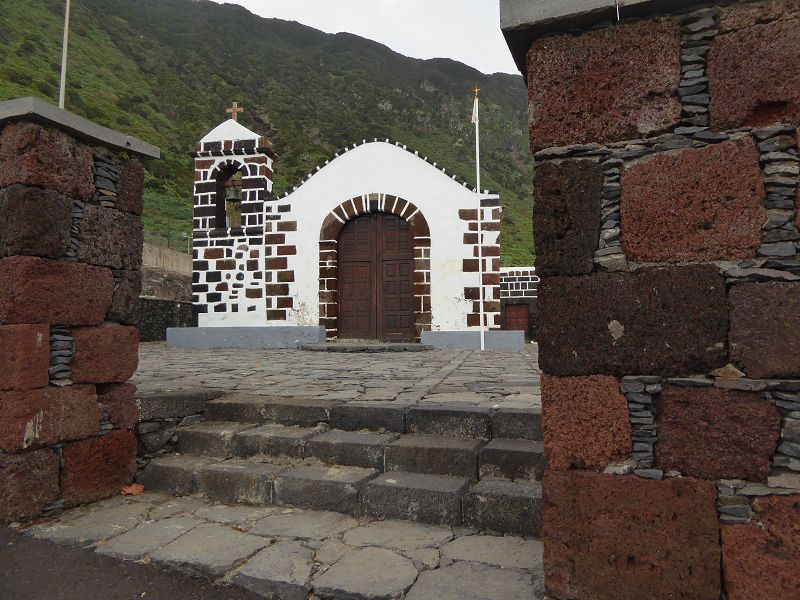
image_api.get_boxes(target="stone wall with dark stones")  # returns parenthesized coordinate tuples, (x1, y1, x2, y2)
(0, 115, 149, 522)
(137, 298, 196, 342)
(523, 2, 800, 598)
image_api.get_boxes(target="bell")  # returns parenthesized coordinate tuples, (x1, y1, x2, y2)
(225, 183, 241, 202)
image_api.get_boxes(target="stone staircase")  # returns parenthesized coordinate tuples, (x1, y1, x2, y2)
(138, 394, 544, 536)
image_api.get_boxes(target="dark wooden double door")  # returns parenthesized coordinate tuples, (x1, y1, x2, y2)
(338, 213, 415, 341)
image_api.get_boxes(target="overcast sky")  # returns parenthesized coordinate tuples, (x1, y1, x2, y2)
(211, 0, 517, 75)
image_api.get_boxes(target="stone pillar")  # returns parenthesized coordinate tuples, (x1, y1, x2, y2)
(0, 98, 159, 522)
(502, 2, 799, 598)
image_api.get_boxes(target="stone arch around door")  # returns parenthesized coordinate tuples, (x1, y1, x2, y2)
(319, 193, 432, 340)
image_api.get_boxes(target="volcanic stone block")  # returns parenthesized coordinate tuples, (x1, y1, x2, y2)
(0, 256, 113, 325)
(544, 471, 721, 600)
(137, 389, 218, 421)
(542, 374, 632, 471)
(117, 159, 144, 215)
(274, 465, 378, 515)
(0, 122, 94, 200)
(710, 7, 800, 129)
(136, 454, 215, 495)
(729, 282, 800, 379)
(108, 270, 141, 325)
(722, 496, 800, 600)
(330, 401, 408, 433)
(406, 404, 491, 439)
(61, 429, 137, 506)
(491, 407, 542, 441)
(0, 185, 72, 258)
(538, 266, 729, 376)
(0, 323, 49, 391)
(479, 438, 545, 480)
(527, 18, 681, 151)
(0, 449, 59, 522)
(262, 397, 338, 427)
(234, 541, 314, 600)
(312, 547, 419, 600)
(233, 423, 319, 458)
(97, 383, 138, 429)
(177, 421, 257, 458)
(197, 460, 285, 505)
(71, 324, 139, 383)
(621, 138, 765, 262)
(74, 204, 143, 270)
(363, 471, 470, 526)
(307, 429, 399, 469)
(385, 434, 483, 480)
(205, 395, 266, 423)
(0, 385, 100, 453)
(655, 386, 781, 482)
(533, 159, 603, 276)
(463, 479, 543, 537)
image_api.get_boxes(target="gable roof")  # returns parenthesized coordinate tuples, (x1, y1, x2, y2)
(200, 119, 260, 144)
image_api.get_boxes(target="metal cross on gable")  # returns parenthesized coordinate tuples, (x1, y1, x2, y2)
(226, 101, 244, 122)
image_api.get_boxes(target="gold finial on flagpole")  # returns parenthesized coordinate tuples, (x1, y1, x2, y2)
(226, 101, 244, 122)
(472, 86, 481, 100)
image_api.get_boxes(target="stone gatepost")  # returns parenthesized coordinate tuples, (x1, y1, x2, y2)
(0, 97, 159, 522)
(502, 1, 799, 598)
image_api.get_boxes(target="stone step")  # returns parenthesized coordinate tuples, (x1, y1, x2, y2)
(176, 421, 258, 458)
(463, 479, 543, 537)
(385, 434, 484, 480)
(305, 429, 399, 470)
(479, 439, 546, 481)
(205, 394, 339, 427)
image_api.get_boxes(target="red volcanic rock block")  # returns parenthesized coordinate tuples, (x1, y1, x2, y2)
(60, 429, 137, 506)
(116, 159, 144, 215)
(97, 383, 139, 429)
(0, 385, 100, 453)
(0, 122, 94, 200)
(542, 374, 631, 470)
(538, 266, 728, 376)
(0, 185, 73, 258)
(655, 386, 781, 482)
(0, 449, 59, 522)
(722, 495, 800, 600)
(710, 6, 800, 129)
(730, 282, 800, 379)
(108, 270, 142, 325)
(544, 471, 721, 600)
(74, 205, 143, 270)
(72, 324, 139, 384)
(0, 256, 113, 325)
(533, 160, 603, 276)
(621, 138, 765, 263)
(0, 324, 50, 391)
(527, 19, 681, 152)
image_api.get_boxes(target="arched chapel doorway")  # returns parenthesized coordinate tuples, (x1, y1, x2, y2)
(337, 213, 415, 341)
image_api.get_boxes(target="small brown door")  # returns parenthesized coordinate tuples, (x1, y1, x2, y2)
(338, 213, 415, 341)
(503, 304, 530, 336)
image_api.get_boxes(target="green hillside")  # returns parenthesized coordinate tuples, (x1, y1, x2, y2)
(0, 0, 534, 264)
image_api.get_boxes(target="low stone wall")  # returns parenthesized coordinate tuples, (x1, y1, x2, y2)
(137, 298, 195, 343)
(0, 105, 155, 522)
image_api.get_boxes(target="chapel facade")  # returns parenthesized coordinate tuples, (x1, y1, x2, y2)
(190, 115, 508, 342)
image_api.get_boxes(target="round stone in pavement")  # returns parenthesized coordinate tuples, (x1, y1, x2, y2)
(405, 561, 542, 600)
(312, 546, 419, 600)
(441, 534, 544, 571)
(233, 540, 314, 600)
(342, 519, 453, 551)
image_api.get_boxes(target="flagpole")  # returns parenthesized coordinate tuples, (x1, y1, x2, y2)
(58, 0, 71, 109)
(473, 87, 485, 351)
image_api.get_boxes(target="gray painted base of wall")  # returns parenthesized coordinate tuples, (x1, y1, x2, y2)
(167, 326, 326, 349)
(421, 330, 526, 351)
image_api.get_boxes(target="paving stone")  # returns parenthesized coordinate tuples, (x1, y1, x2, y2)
(385, 434, 483, 480)
(315, 538, 351, 565)
(149, 523, 268, 579)
(274, 464, 378, 515)
(329, 401, 409, 433)
(94, 516, 201, 560)
(405, 561, 541, 600)
(405, 547, 441, 570)
(442, 534, 543, 570)
(479, 439, 545, 480)
(193, 504, 279, 526)
(363, 472, 470, 526)
(250, 509, 358, 541)
(233, 423, 319, 458)
(29, 502, 151, 546)
(233, 540, 314, 600)
(177, 422, 258, 458)
(136, 455, 215, 495)
(197, 460, 286, 505)
(462, 479, 543, 537)
(491, 408, 542, 441)
(312, 546, 419, 600)
(406, 405, 491, 439)
(148, 496, 209, 520)
(307, 429, 399, 469)
(343, 519, 453, 551)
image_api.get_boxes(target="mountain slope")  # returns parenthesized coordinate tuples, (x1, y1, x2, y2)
(0, 0, 534, 264)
